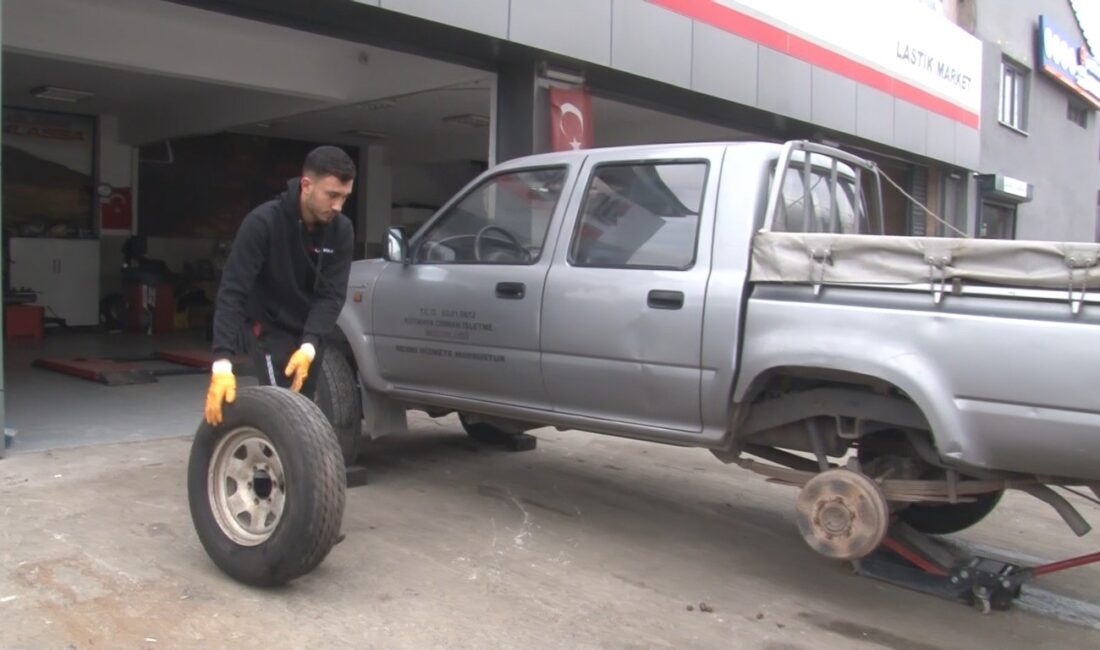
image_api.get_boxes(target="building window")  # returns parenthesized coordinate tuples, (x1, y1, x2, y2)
(1068, 100, 1089, 129)
(999, 59, 1028, 131)
(978, 201, 1016, 239)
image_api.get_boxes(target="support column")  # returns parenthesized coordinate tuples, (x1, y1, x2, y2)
(492, 50, 549, 165)
(362, 144, 392, 258)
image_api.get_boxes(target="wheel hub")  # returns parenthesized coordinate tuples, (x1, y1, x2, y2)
(207, 428, 287, 546)
(796, 469, 889, 560)
(817, 498, 855, 537)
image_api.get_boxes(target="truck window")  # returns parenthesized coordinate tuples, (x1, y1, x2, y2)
(772, 156, 875, 234)
(570, 161, 707, 270)
(412, 167, 567, 264)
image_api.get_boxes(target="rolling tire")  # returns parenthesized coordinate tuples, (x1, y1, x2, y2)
(188, 386, 346, 587)
(315, 352, 363, 465)
(898, 491, 1004, 535)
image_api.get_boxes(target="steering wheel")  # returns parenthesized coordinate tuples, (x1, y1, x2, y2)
(474, 225, 530, 263)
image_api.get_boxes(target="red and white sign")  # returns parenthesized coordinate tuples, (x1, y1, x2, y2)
(549, 86, 594, 151)
(650, 0, 982, 128)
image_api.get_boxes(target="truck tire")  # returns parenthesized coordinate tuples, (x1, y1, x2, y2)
(899, 491, 1003, 535)
(315, 352, 362, 465)
(458, 412, 521, 443)
(188, 386, 346, 587)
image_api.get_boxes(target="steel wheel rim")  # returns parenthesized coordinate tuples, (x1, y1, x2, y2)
(208, 427, 287, 546)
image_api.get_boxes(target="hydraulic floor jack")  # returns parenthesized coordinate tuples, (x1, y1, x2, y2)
(856, 522, 1100, 614)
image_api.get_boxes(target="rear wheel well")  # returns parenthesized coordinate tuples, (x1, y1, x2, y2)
(733, 367, 935, 461)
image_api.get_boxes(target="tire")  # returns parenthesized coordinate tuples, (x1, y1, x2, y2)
(458, 412, 520, 443)
(898, 491, 1004, 535)
(856, 433, 1003, 535)
(188, 386, 346, 587)
(314, 352, 363, 465)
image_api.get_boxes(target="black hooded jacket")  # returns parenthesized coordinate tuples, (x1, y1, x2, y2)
(212, 177, 353, 357)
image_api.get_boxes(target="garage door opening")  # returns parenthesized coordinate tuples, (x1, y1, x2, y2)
(2, 0, 491, 453)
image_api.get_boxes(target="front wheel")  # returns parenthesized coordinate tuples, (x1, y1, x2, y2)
(314, 352, 363, 465)
(188, 386, 346, 587)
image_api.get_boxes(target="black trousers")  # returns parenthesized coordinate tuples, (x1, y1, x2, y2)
(247, 322, 326, 400)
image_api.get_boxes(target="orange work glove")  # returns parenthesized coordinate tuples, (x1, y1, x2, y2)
(284, 343, 316, 393)
(204, 359, 237, 426)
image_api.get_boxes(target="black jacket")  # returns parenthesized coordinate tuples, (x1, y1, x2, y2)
(212, 178, 353, 357)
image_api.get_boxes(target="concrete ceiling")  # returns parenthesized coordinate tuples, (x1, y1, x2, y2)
(3, 0, 755, 166)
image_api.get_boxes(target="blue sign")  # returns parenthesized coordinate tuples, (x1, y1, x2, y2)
(1039, 15, 1100, 108)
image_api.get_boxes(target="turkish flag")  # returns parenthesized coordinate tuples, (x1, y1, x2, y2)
(549, 86, 593, 151)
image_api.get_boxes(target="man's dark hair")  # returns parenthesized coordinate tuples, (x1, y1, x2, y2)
(303, 145, 356, 183)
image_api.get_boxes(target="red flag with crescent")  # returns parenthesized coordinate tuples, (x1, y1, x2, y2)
(549, 86, 593, 151)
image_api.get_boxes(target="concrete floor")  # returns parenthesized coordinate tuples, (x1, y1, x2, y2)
(2, 408, 1100, 649)
(4, 330, 252, 453)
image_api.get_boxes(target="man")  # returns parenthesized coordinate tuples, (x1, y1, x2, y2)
(205, 146, 356, 425)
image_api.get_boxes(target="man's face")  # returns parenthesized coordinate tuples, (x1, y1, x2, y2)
(301, 174, 354, 224)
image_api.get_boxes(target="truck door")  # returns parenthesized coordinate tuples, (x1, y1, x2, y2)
(371, 165, 574, 409)
(540, 146, 724, 432)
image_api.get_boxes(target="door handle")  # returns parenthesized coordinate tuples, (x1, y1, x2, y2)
(496, 282, 526, 299)
(647, 289, 684, 310)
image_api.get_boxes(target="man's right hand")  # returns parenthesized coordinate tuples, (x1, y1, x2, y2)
(204, 359, 237, 426)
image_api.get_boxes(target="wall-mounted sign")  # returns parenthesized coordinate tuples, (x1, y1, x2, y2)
(977, 173, 1033, 203)
(1038, 15, 1100, 109)
(650, 0, 982, 127)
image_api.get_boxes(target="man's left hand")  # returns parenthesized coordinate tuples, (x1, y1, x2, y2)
(284, 343, 316, 393)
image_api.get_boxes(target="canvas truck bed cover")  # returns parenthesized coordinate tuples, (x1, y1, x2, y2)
(749, 232, 1100, 292)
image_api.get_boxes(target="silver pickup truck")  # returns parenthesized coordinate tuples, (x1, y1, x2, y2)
(328, 140, 1100, 562)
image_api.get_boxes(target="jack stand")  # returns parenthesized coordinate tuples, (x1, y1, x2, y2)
(473, 431, 538, 452)
(496, 432, 538, 452)
(855, 522, 1100, 614)
(345, 465, 369, 488)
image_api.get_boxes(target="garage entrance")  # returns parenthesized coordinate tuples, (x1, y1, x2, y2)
(2, 0, 492, 452)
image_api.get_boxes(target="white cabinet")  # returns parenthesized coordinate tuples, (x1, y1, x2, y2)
(9, 238, 100, 327)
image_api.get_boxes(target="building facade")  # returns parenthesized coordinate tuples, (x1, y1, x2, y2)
(969, 0, 1100, 242)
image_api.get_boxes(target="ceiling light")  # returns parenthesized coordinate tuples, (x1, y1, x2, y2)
(541, 66, 585, 85)
(442, 113, 491, 128)
(361, 98, 397, 111)
(31, 85, 94, 103)
(341, 129, 386, 139)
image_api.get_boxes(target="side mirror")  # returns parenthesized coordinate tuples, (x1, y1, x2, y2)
(384, 227, 408, 264)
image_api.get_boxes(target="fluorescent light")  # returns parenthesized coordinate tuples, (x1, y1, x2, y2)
(541, 66, 585, 85)
(442, 113, 490, 128)
(341, 129, 386, 139)
(361, 98, 397, 111)
(31, 85, 94, 103)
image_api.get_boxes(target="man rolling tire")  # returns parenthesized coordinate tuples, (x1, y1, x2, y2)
(204, 145, 356, 425)
(193, 146, 356, 585)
